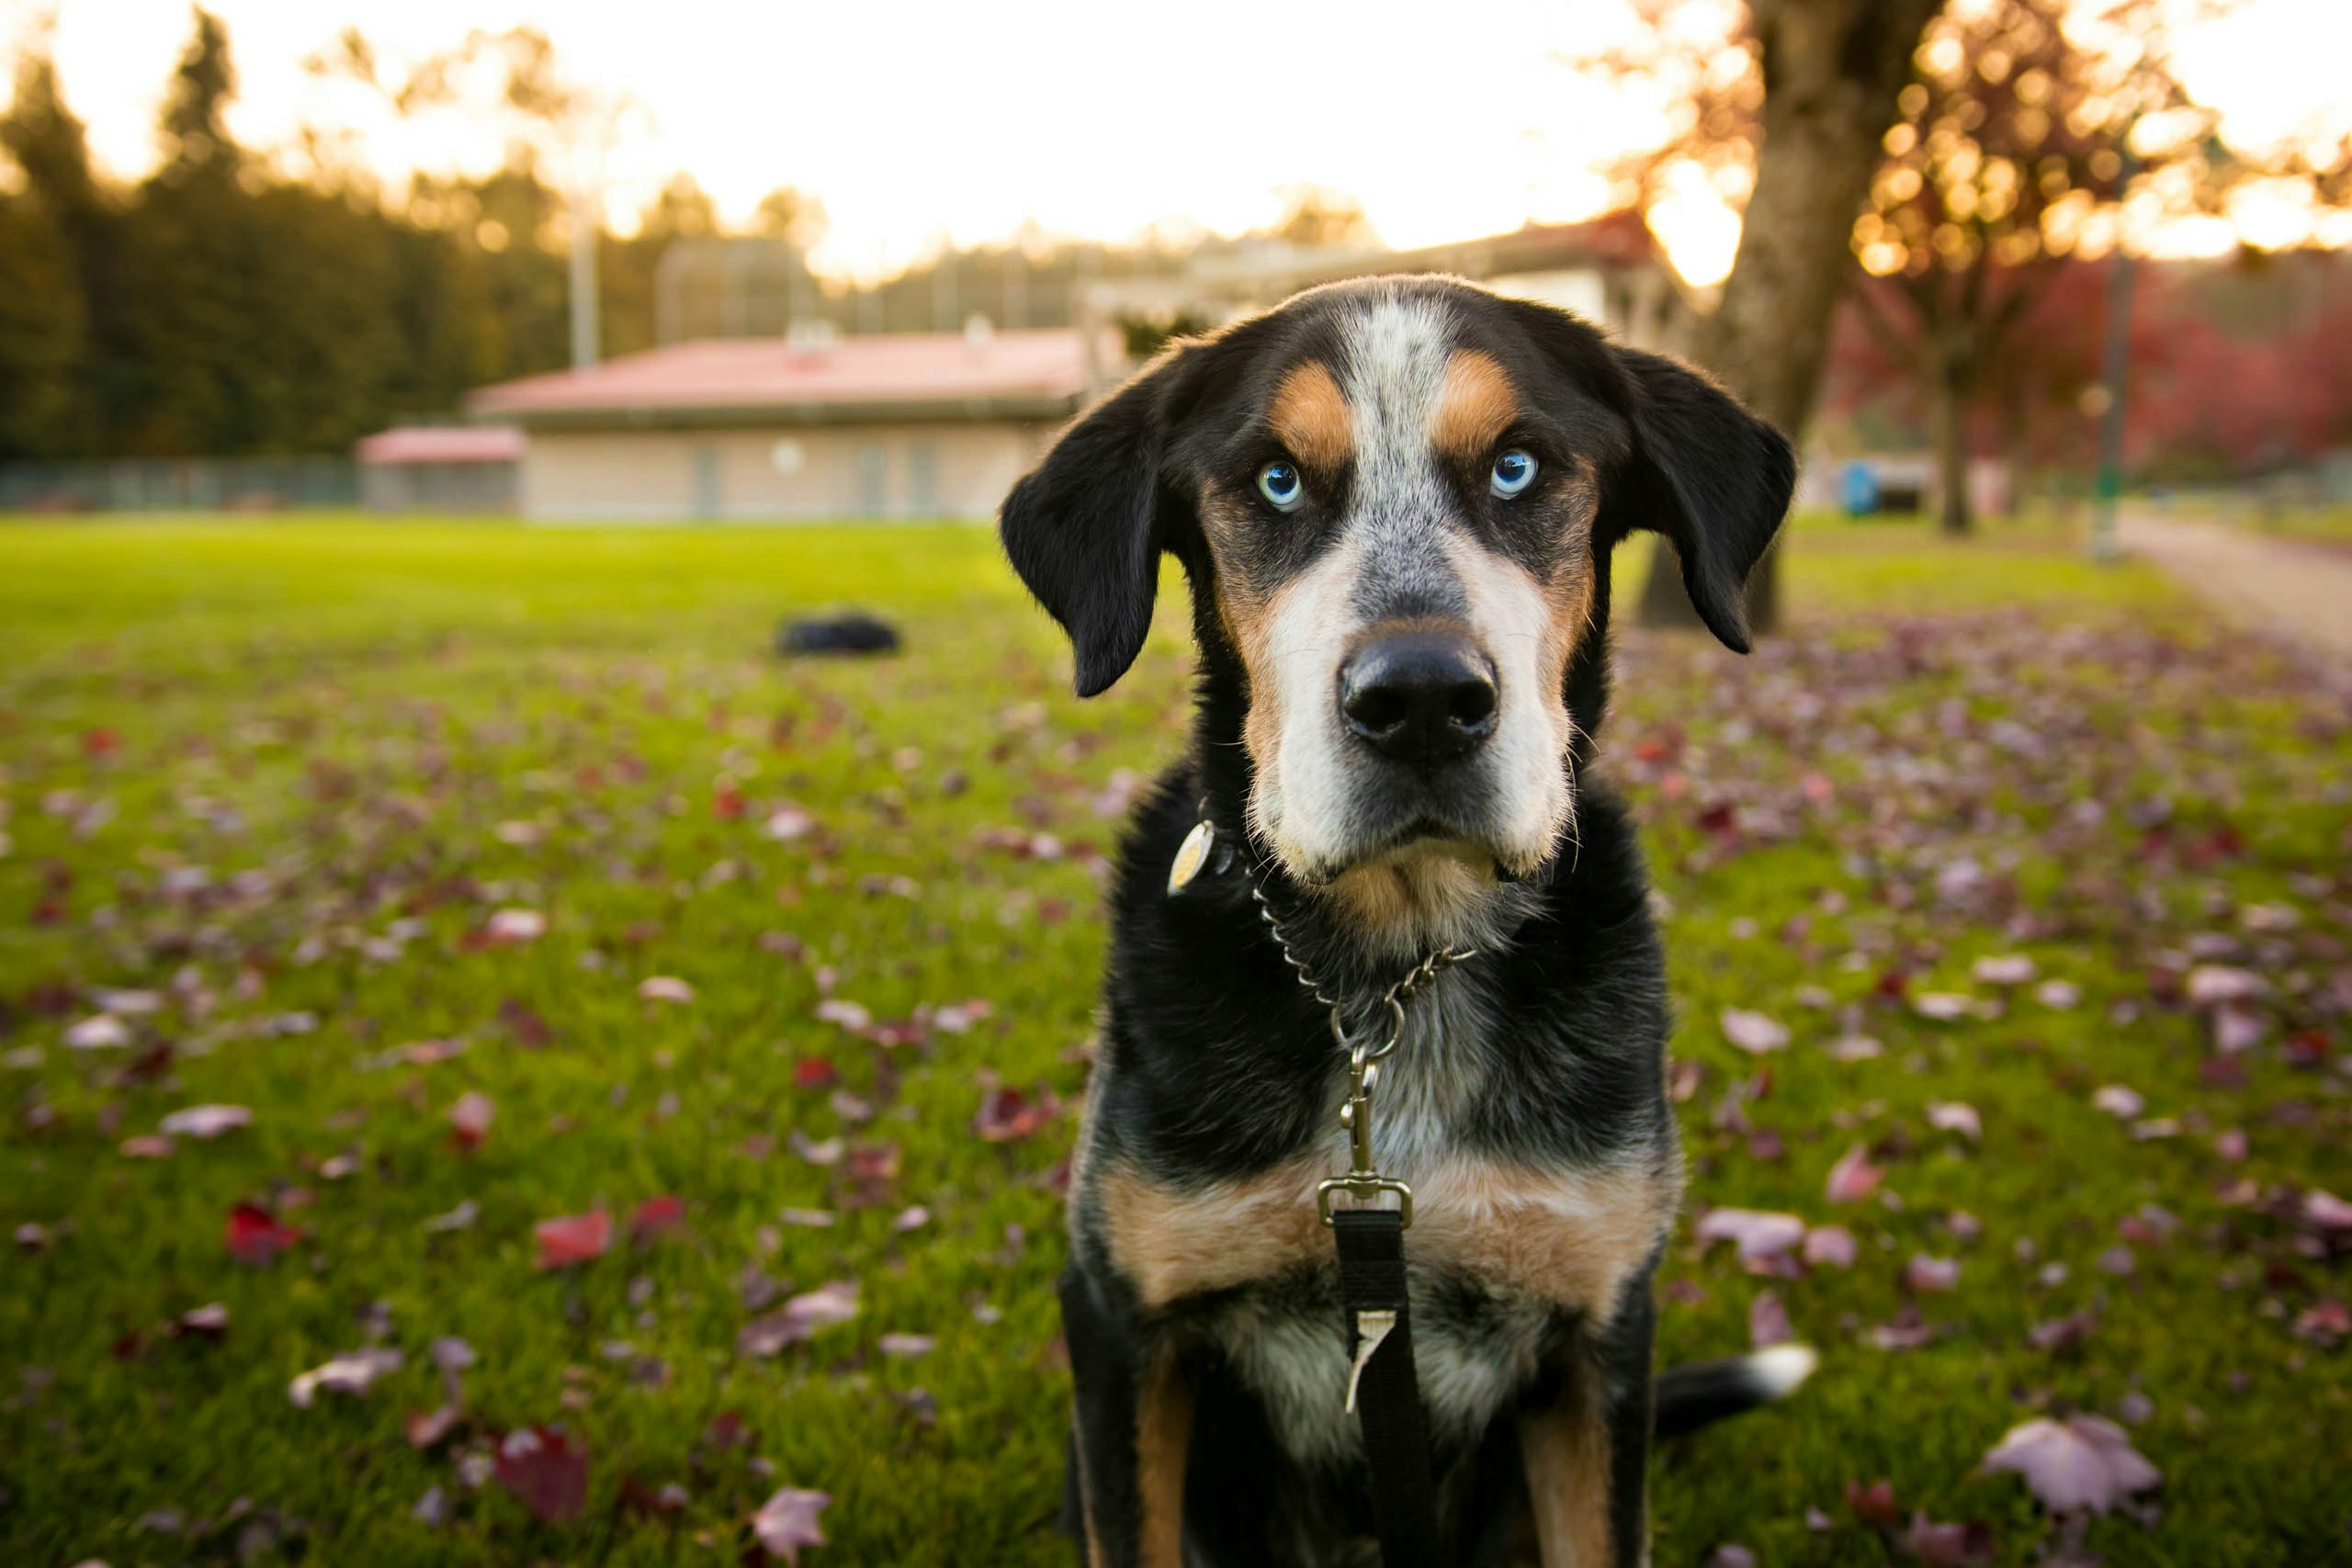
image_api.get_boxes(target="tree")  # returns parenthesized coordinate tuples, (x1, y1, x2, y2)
(1571, 0, 1943, 633)
(1849, 0, 2196, 533)
(0, 27, 107, 454)
(155, 6, 239, 186)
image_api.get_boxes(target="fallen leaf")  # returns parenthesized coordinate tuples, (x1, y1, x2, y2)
(1925, 1101, 1982, 1141)
(167, 1303, 230, 1339)
(492, 1425, 590, 1524)
(1983, 1415, 2161, 1514)
(1971, 954, 2036, 986)
(288, 1347, 404, 1407)
(1804, 1226, 1858, 1269)
(159, 1103, 252, 1139)
(630, 1195, 686, 1241)
(1721, 1008, 1790, 1054)
(64, 1014, 131, 1050)
(1826, 1143, 1883, 1204)
(738, 1280, 860, 1357)
(484, 908, 547, 943)
(752, 1486, 831, 1562)
(225, 1202, 301, 1266)
(1694, 1208, 1807, 1269)
(533, 1210, 612, 1270)
(449, 1091, 495, 1151)
(2091, 1085, 2145, 1120)
(1749, 1290, 1793, 1348)
(1897, 1513, 1996, 1565)
(1904, 1254, 1962, 1293)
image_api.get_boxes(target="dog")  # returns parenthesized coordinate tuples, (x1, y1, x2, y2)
(999, 275, 1807, 1568)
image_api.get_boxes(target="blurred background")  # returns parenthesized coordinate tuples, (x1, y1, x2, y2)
(2, 3, 2348, 1566)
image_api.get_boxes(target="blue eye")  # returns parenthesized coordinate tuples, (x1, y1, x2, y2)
(1257, 460, 1304, 511)
(1490, 449, 1538, 498)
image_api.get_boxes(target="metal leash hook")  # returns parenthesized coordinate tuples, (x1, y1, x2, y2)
(1317, 999, 1417, 1227)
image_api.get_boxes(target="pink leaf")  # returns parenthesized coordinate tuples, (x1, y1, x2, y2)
(2091, 1085, 2144, 1119)
(638, 976, 695, 1004)
(493, 1425, 591, 1524)
(449, 1091, 495, 1152)
(533, 1210, 612, 1270)
(1970, 954, 2036, 986)
(1720, 1008, 1790, 1054)
(1804, 1225, 1858, 1269)
(484, 908, 547, 943)
(1904, 1254, 1962, 1293)
(752, 1485, 831, 1562)
(1748, 1290, 1793, 1348)
(1925, 1101, 1981, 1141)
(1693, 1208, 1807, 1269)
(1983, 1415, 2161, 1514)
(1826, 1143, 1883, 1204)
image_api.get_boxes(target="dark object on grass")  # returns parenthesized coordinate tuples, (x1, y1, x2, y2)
(775, 613, 901, 658)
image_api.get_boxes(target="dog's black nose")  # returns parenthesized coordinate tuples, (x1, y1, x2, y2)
(1340, 630, 1497, 765)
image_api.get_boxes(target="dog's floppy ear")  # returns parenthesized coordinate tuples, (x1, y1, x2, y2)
(1000, 348, 1194, 697)
(1605, 344, 1795, 654)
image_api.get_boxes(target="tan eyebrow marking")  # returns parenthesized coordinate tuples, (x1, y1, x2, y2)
(1268, 360, 1353, 471)
(1430, 349, 1520, 461)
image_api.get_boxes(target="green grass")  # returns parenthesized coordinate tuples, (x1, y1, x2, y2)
(2, 515, 2346, 1566)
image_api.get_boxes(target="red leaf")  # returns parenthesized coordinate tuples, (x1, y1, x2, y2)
(533, 1210, 612, 1270)
(492, 1425, 590, 1524)
(630, 1195, 686, 1242)
(225, 1202, 301, 1267)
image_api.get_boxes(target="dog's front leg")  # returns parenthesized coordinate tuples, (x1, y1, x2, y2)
(1059, 1266, 1193, 1568)
(1520, 1287, 1657, 1568)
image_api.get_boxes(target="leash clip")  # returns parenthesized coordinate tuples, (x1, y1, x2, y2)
(1317, 1043, 1414, 1227)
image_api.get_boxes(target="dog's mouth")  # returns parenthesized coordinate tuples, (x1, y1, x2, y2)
(1294, 816, 1515, 887)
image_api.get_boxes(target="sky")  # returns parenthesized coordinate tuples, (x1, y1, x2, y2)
(14, 0, 2352, 285)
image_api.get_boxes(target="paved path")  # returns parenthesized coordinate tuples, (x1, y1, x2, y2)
(2119, 513, 2352, 661)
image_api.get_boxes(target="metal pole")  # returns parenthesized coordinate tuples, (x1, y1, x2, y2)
(2089, 243, 2132, 561)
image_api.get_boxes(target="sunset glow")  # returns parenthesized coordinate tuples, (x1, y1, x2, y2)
(16, 0, 2351, 286)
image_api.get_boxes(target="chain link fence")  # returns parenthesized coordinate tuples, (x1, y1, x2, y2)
(0, 457, 360, 513)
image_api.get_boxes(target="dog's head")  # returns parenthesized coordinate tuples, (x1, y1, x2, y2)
(1002, 276, 1792, 944)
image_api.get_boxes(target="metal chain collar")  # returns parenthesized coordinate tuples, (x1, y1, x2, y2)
(1247, 879, 1475, 1228)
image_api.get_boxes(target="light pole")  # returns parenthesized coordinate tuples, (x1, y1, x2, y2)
(2088, 239, 2132, 561)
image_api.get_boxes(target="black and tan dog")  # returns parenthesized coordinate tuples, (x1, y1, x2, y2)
(1000, 275, 1812, 1568)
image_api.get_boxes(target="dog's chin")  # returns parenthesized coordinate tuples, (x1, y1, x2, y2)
(1277, 829, 1543, 957)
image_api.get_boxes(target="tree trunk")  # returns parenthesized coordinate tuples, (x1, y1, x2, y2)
(1637, 0, 1942, 636)
(1934, 366, 1972, 536)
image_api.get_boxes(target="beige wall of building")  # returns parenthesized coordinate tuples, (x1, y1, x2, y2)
(517, 420, 1057, 521)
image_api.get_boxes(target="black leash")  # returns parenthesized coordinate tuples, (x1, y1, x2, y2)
(1170, 805, 1466, 1568)
(1334, 1208, 1446, 1568)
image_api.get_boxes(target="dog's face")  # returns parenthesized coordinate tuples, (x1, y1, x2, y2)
(1002, 276, 1792, 942)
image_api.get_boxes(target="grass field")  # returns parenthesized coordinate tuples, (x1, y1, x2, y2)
(3, 516, 2347, 1567)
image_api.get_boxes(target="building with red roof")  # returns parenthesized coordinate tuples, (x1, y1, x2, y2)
(462, 321, 1111, 521)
